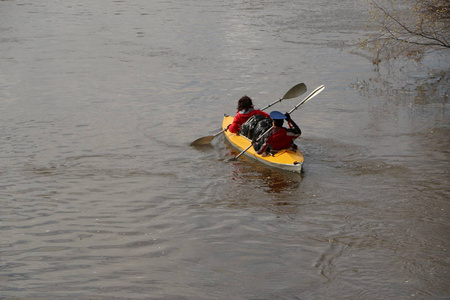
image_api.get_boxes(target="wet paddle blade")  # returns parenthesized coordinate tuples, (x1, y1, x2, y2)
(190, 135, 215, 146)
(282, 83, 307, 100)
(191, 128, 226, 146)
(288, 85, 325, 114)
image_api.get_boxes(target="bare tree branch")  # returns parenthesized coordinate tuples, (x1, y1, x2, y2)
(360, 0, 450, 64)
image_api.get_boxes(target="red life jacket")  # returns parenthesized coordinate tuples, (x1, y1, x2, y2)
(265, 127, 296, 150)
(256, 124, 300, 154)
(228, 109, 270, 133)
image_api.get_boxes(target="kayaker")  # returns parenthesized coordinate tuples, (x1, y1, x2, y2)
(227, 96, 270, 134)
(253, 111, 301, 156)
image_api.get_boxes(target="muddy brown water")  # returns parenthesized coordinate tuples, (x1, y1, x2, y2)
(1, 0, 449, 299)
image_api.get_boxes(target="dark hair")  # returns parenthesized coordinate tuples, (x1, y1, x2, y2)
(237, 96, 253, 111)
(273, 119, 284, 127)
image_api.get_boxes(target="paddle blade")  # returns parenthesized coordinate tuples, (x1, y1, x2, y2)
(190, 135, 215, 146)
(282, 83, 307, 100)
(301, 84, 325, 105)
(288, 84, 325, 114)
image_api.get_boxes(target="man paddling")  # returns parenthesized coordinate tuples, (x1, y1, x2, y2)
(253, 111, 301, 156)
(228, 96, 270, 134)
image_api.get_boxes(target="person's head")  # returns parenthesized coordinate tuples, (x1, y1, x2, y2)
(270, 111, 286, 127)
(273, 119, 284, 127)
(237, 96, 253, 111)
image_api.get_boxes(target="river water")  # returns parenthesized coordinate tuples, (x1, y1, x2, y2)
(1, 0, 449, 299)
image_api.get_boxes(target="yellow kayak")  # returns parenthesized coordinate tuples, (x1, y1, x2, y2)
(222, 115, 304, 173)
